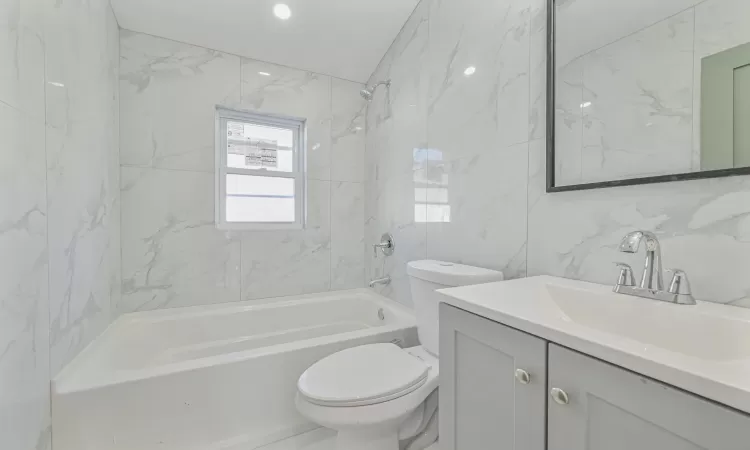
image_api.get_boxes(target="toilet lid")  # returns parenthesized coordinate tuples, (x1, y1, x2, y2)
(298, 344, 429, 407)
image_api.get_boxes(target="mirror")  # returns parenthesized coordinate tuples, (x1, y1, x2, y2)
(547, 0, 750, 192)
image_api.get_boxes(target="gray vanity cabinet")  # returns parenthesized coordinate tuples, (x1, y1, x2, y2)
(547, 344, 750, 450)
(439, 304, 547, 450)
(441, 304, 750, 450)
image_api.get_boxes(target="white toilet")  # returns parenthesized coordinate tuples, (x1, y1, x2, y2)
(295, 260, 504, 450)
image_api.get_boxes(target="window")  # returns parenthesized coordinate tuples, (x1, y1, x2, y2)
(215, 107, 306, 230)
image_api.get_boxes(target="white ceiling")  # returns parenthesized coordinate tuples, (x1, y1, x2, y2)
(111, 0, 419, 83)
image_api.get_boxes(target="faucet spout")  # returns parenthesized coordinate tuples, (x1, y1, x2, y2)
(369, 277, 391, 288)
(618, 231, 664, 291)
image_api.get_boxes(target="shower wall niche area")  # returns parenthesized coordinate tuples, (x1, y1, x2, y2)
(118, 31, 369, 314)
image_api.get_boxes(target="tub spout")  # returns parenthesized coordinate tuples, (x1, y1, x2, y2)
(369, 276, 391, 288)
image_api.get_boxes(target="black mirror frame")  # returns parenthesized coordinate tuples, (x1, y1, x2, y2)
(545, 0, 750, 193)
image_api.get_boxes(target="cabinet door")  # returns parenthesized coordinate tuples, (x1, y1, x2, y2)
(439, 304, 546, 450)
(548, 344, 750, 450)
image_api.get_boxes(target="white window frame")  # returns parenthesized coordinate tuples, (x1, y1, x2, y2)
(215, 107, 307, 231)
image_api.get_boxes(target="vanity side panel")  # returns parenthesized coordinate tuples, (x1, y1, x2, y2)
(439, 303, 546, 450)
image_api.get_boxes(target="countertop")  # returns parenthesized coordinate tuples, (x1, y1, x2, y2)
(438, 276, 750, 414)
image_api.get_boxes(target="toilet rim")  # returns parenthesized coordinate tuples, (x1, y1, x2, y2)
(295, 369, 440, 429)
(297, 344, 431, 408)
(299, 375, 428, 407)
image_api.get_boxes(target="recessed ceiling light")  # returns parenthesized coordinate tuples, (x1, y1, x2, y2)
(274, 4, 291, 20)
(258, 72, 271, 77)
(463, 66, 477, 76)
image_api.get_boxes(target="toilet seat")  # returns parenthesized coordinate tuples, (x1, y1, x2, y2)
(298, 344, 429, 407)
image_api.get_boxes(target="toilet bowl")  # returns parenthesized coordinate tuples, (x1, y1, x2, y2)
(296, 260, 504, 450)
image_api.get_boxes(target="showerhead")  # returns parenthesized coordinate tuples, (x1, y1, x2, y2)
(360, 79, 391, 102)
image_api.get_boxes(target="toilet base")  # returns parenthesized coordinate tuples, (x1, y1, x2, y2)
(336, 430, 399, 450)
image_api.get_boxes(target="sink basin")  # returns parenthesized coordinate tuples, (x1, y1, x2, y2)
(546, 284, 750, 361)
(437, 275, 750, 416)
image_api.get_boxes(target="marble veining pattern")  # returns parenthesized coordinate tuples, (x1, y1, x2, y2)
(241, 59, 332, 181)
(119, 32, 367, 312)
(46, 0, 120, 376)
(367, 0, 750, 310)
(331, 182, 366, 290)
(120, 31, 241, 173)
(0, 100, 50, 450)
(241, 180, 332, 300)
(120, 167, 241, 312)
(2, 0, 119, 448)
(425, 142, 529, 279)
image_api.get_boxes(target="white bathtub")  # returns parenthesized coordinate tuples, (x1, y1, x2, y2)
(52, 289, 417, 450)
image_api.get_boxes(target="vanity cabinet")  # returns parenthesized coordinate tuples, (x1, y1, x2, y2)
(440, 304, 750, 450)
(439, 304, 547, 450)
(547, 344, 750, 450)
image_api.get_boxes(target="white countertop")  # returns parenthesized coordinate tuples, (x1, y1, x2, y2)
(438, 276, 750, 414)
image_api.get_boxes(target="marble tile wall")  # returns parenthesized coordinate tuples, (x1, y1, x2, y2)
(119, 32, 366, 313)
(1, 0, 119, 448)
(46, 0, 121, 377)
(366, 0, 750, 309)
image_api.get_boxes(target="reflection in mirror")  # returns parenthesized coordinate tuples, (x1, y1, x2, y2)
(551, 0, 750, 190)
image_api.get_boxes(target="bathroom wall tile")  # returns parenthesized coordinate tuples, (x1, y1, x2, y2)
(45, 0, 120, 375)
(365, 0, 750, 314)
(1, 0, 117, 447)
(426, 142, 529, 279)
(367, 170, 427, 308)
(45, 0, 117, 132)
(46, 122, 114, 374)
(579, 10, 694, 183)
(528, 0, 548, 142)
(119, 31, 241, 173)
(107, 6, 122, 318)
(528, 149, 750, 305)
(366, 0, 430, 182)
(0, 101, 51, 450)
(241, 180, 332, 300)
(363, 2, 431, 305)
(241, 59, 332, 181)
(331, 182, 365, 290)
(692, 0, 750, 170)
(331, 78, 366, 182)
(427, 0, 530, 164)
(120, 167, 241, 313)
(0, 0, 45, 120)
(118, 31, 365, 312)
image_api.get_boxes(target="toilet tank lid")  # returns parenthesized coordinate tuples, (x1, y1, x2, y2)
(407, 260, 504, 287)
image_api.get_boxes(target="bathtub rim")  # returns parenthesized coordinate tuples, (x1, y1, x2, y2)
(53, 289, 416, 395)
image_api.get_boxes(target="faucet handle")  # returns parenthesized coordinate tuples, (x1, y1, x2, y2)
(614, 262, 635, 287)
(666, 269, 692, 295)
(666, 269, 697, 305)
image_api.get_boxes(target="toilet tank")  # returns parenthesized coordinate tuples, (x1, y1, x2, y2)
(407, 260, 504, 356)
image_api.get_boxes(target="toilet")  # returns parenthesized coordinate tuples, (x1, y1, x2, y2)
(295, 260, 504, 450)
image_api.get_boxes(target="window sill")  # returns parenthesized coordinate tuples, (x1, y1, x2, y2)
(216, 222, 305, 232)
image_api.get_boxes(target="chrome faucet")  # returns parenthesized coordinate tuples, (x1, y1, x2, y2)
(613, 231, 696, 305)
(618, 231, 664, 290)
(372, 233, 395, 257)
(369, 276, 391, 288)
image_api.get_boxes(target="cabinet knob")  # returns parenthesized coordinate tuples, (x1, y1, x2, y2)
(515, 369, 531, 385)
(551, 387, 569, 405)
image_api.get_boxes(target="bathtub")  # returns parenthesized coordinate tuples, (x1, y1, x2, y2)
(52, 289, 417, 450)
